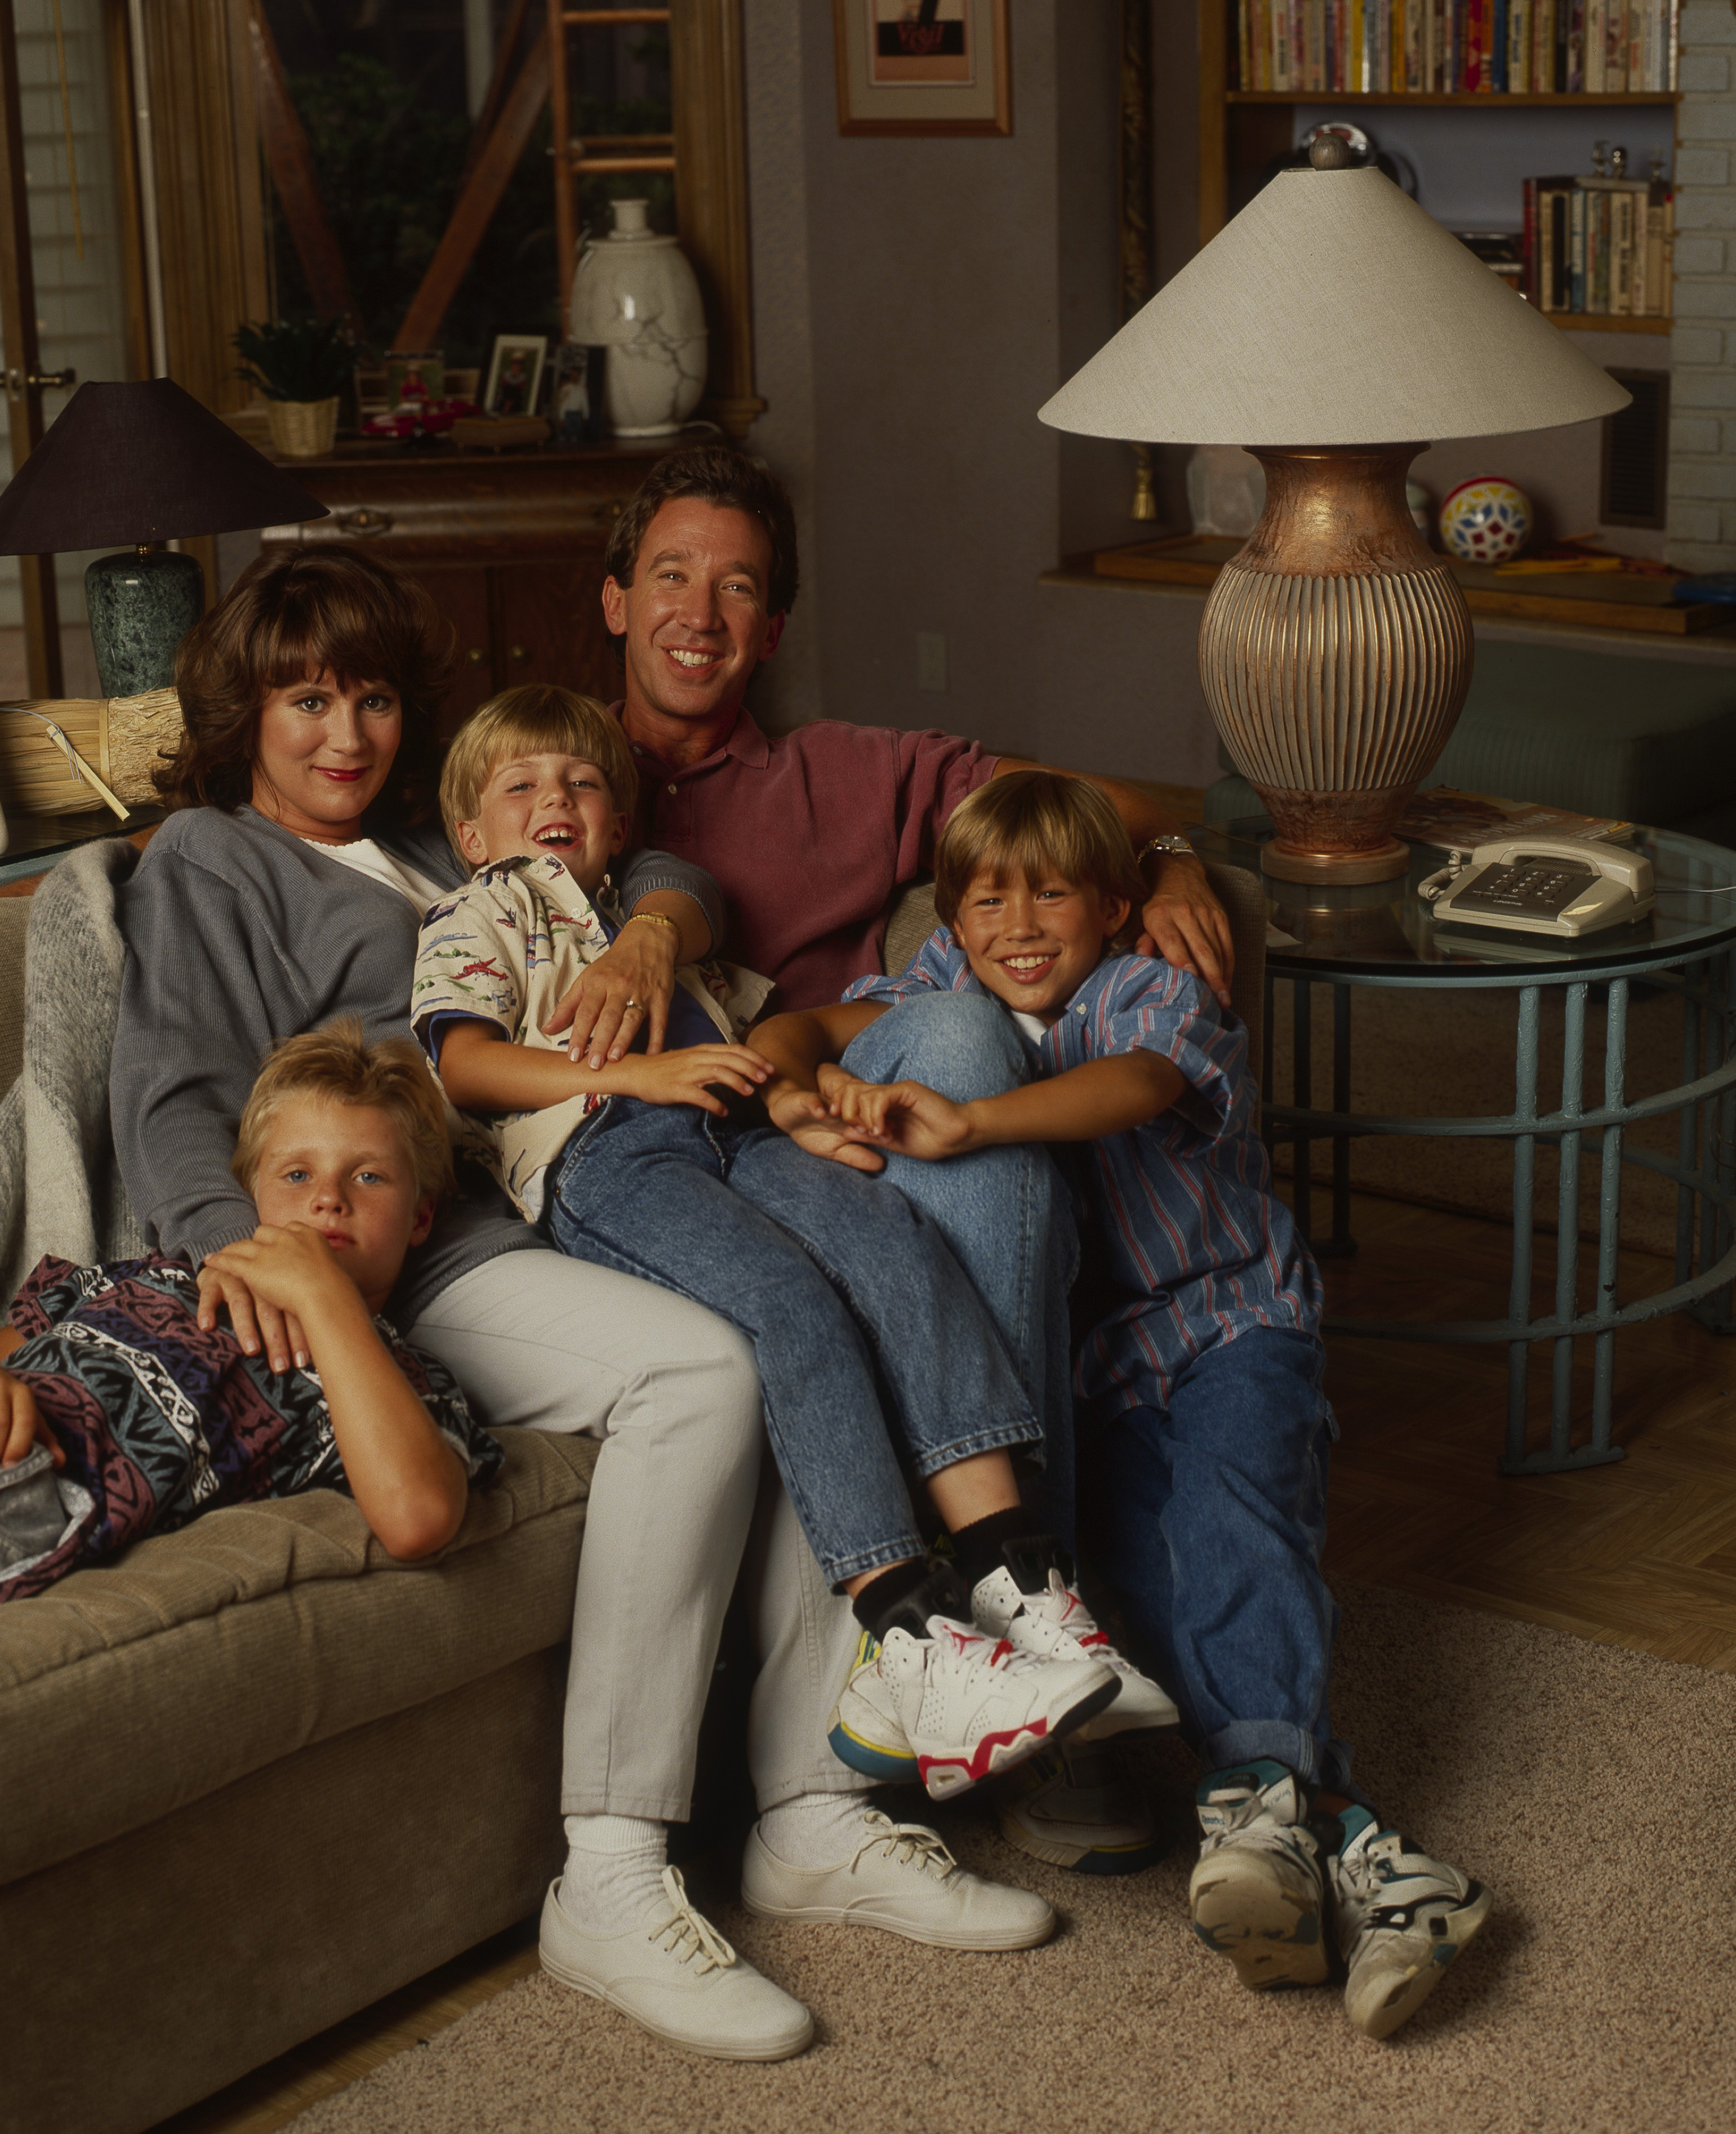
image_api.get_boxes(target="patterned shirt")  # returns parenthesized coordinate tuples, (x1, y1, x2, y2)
(3, 1253, 501, 1600)
(411, 853, 773, 1219)
(844, 934, 1321, 1417)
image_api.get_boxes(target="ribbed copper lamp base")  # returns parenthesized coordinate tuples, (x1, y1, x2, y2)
(1199, 444, 1474, 885)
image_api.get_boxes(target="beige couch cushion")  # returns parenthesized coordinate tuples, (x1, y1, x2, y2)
(0, 894, 26, 1094)
(0, 1427, 597, 1885)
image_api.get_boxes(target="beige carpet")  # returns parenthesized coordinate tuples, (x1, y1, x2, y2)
(291, 1587, 1736, 2134)
(1267, 982, 1704, 1260)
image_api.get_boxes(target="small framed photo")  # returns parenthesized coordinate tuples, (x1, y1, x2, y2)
(833, 0, 1011, 136)
(551, 342, 608, 444)
(483, 335, 548, 418)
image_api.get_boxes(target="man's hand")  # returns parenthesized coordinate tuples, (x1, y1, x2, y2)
(197, 1257, 311, 1375)
(615, 1043, 773, 1116)
(1, 1367, 60, 1469)
(1138, 858, 1235, 1009)
(815, 1063, 976, 1162)
(763, 1082, 887, 1172)
(542, 917, 681, 1068)
(203, 1225, 358, 1370)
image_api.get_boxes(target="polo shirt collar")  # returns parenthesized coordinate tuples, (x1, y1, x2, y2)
(613, 701, 771, 776)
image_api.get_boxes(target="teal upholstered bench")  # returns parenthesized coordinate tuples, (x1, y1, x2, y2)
(1204, 637, 1736, 848)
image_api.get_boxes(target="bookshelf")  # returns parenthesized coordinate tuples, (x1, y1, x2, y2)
(1199, 2, 1681, 337)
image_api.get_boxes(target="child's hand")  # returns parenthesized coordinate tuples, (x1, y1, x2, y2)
(1, 1367, 61, 1469)
(817, 1064, 976, 1161)
(764, 1084, 888, 1173)
(615, 1043, 774, 1115)
(204, 1224, 358, 1346)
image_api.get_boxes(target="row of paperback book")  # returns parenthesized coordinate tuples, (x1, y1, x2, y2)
(1234, 0, 1679, 93)
(1523, 172, 1673, 313)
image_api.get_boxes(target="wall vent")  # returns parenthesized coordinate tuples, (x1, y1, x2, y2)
(1601, 369, 1670, 530)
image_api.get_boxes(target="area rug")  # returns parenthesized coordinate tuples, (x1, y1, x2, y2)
(290, 1586, 1736, 2134)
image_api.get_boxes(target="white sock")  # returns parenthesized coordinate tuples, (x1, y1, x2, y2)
(755, 1790, 878, 1870)
(557, 1814, 669, 1933)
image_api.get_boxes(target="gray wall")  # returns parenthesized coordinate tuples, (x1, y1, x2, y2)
(740, 1, 1222, 788)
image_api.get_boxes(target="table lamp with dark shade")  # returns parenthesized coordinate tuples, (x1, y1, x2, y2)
(0, 378, 329, 697)
(1040, 141, 1631, 885)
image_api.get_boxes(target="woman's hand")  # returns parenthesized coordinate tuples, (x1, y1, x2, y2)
(616, 1043, 774, 1116)
(817, 1063, 976, 1161)
(764, 1082, 888, 1172)
(1, 1367, 60, 1469)
(543, 917, 680, 1068)
(198, 1244, 314, 1375)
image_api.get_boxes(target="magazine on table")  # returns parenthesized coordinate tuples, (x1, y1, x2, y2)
(1397, 788, 1635, 854)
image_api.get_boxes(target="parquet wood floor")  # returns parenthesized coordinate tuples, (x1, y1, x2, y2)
(156, 1188, 1736, 2132)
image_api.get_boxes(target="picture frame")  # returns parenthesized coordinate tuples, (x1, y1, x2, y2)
(833, 0, 1011, 137)
(483, 335, 549, 419)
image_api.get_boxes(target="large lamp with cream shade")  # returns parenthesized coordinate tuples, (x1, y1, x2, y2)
(1040, 140, 1631, 884)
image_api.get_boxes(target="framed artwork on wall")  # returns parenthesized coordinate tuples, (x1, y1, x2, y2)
(833, 0, 1012, 137)
(483, 335, 548, 418)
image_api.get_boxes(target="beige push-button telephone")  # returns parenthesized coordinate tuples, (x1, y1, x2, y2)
(1418, 835, 1655, 938)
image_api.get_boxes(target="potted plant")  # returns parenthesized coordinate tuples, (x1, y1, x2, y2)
(233, 318, 356, 458)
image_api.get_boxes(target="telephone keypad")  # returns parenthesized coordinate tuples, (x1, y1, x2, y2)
(1451, 856, 1599, 920)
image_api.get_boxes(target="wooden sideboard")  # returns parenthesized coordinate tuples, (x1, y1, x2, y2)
(260, 440, 671, 742)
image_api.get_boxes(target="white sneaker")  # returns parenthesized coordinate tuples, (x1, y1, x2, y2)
(1189, 1760, 1329, 1993)
(972, 1562, 1179, 1739)
(1330, 1810, 1491, 2039)
(994, 1738, 1164, 1875)
(827, 1614, 1119, 1801)
(742, 1806, 1055, 1949)
(538, 1869, 813, 2061)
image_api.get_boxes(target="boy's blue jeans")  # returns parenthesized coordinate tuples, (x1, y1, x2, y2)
(545, 1096, 1040, 1588)
(1079, 1325, 1356, 1794)
(839, 992, 1081, 1542)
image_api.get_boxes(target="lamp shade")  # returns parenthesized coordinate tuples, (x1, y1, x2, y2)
(1039, 164, 1630, 447)
(0, 378, 329, 554)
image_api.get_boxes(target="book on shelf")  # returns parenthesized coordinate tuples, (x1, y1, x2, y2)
(1523, 168, 1672, 316)
(1231, 0, 1676, 91)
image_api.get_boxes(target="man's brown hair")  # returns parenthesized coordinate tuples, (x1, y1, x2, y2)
(157, 546, 455, 826)
(440, 685, 638, 861)
(602, 444, 799, 617)
(232, 1017, 455, 1206)
(934, 770, 1143, 930)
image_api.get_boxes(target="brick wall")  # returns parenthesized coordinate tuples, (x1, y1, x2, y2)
(1668, 6, 1736, 568)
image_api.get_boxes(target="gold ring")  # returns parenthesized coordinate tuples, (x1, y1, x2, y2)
(625, 997, 642, 1011)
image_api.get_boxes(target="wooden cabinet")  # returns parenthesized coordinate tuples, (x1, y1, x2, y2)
(260, 440, 665, 743)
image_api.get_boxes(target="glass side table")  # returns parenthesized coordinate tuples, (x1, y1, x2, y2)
(1191, 819, 1736, 1475)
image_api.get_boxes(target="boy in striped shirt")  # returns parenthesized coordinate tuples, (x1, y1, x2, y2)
(751, 769, 1489, 2040)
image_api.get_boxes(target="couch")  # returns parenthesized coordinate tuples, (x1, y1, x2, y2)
(0, 857, 1264, 2134)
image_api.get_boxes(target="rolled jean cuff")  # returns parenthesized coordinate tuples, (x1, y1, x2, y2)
(908, 1416, 1045, 1481)
(824, 1534, 929, 1589)
(1201, 1720, 1368, 1805)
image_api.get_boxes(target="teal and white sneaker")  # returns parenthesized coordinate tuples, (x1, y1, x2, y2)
(1329, 1807, 1491, 2039)
(994, 1738, 1164, 1875)
(1189, 1760, 1329, 1991)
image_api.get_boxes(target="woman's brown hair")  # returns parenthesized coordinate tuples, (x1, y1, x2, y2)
(155, 546, 455, 826)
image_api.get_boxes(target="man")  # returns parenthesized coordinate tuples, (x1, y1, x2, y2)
(549, 445, 1230, 1881)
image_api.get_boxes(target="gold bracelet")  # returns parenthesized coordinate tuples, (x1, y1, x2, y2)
(623, 910, 682, 939)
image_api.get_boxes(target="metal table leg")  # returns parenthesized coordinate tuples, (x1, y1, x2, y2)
(1590, 976, 1628, 1454)
(1502, 986, 1541, 1473)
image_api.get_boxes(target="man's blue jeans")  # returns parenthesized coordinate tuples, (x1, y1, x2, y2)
(546, 1097, 1040, 1588)
(1079, 1325, 1356, 1794)
(840, 992, 1081, 1543)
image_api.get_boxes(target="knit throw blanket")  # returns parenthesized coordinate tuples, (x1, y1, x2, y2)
(0, 839, 145, 1307)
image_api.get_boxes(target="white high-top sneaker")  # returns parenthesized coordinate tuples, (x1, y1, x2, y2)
(1329, 1807, 1491, 2039)
(827, 1609, 1119, 1801)
(971, 1557, 1179, 1738)
(1189, 1760, 1330, 1992)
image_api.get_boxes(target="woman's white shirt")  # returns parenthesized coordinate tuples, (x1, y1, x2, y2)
(298, 835, 448, 915)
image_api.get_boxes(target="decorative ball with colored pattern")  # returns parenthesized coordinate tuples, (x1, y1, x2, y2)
(1438, 476, 1533, 564)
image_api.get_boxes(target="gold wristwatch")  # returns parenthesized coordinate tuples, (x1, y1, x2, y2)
(1137, 834, 1195, 874)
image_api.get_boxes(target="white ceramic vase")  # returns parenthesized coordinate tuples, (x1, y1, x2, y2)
(569, 198, 707, 438)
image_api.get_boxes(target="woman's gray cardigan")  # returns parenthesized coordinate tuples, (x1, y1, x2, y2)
(110, 805, 726, 1327)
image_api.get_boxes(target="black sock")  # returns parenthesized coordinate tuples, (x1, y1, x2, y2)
(951, 1507, 1040, 1592)
(852, 1558, 972, 1642)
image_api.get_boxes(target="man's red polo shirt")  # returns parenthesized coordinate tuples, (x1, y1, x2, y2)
(621, 705, 998, 1011)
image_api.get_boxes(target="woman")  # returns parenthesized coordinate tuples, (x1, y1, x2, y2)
(108, 546, 1044, 2063)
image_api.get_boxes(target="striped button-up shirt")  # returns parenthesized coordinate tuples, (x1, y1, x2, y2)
(844, 933, 1321, 1418)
